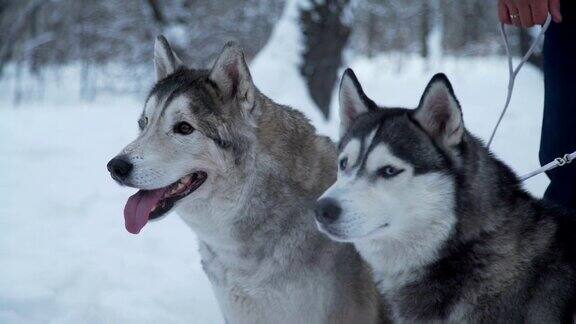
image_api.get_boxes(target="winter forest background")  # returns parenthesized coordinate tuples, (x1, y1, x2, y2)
(1, 0, 542, 114)
(0, 1, 550, 323)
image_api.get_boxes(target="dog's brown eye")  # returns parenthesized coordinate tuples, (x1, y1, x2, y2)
(174, 121, 194, 135)
(138, 117, 148, 130)
(339, 157, 348, 170)
(377, 165, 403, 178)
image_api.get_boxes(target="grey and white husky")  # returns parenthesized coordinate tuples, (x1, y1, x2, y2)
(107, 37, 381, 323)
(315, 69, 576, 323)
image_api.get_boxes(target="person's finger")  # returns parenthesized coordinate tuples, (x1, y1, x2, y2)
(549, 0, 562, 23)
(504, 0, 522, 27)
(518, 3, 535, 27)
(530, 0, 548, 25)
(499, 0, 513, 24)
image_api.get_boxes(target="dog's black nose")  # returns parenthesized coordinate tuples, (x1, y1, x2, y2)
(107, 156, 133, 180)
(315, 198, 342, 225)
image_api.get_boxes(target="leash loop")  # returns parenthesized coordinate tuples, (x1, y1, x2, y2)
(485, 14, 576, 181)
(487, 15, 552, 148)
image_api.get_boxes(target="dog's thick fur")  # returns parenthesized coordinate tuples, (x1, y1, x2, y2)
(109, 38, 381, 323)
(316, 69, 576, 323)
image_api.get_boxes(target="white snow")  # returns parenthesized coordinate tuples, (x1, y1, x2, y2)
(0, 4, 549, 321)
(0, 102, 223, 324)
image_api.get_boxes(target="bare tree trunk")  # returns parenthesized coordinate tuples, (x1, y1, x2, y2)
(420, 1, 430, 58)
(13, 58, 23, 107)
(146, 0, 166, 26)
(0, 0, 47, 76)
(366, 10, 377, 58)
(299, 0, 351, 119)
(427, 0, 443, 63)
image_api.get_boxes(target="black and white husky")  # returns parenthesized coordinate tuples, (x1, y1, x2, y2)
(315, 69, 576, 323)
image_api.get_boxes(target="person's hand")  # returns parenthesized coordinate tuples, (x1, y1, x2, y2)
(498, 0, 562, 27)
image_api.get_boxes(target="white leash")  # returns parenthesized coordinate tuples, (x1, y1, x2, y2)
(487, 14, 575, 181)
(520, 152, 575, 181)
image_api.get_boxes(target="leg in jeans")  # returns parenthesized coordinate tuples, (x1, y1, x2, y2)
(539, 1, 576, 209)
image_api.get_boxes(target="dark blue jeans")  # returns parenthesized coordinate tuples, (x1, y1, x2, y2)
(540, 1, 576, 208)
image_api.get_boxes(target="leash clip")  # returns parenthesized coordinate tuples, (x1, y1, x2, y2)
(555, 154, 573, 167)
(555, 157, 566, 166)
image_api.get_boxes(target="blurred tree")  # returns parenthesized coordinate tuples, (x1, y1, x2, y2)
(0, 0, 49, 75)
(0, 0, 544, 106)
(420, 1, 430, 58)
(348, 0, 503, 58)
(0, 0, 283, 75)
(300, 0, 351, 119)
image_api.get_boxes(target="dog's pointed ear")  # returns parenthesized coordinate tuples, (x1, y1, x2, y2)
(154, 35, 185, 81)
(414, 73, 464, 147)
(209, 41, 255, 114)
(339, 69, 375, 137)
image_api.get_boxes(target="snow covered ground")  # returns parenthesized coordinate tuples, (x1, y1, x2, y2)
(0, 100, 223, 323)
(0, 7, 549, 321)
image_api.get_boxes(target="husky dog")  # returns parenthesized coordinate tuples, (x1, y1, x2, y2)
(315, 69, 576, 323)
(107, 37, 381, 323)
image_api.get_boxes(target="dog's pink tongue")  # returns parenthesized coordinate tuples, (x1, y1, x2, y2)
(124, 189, 168, 234)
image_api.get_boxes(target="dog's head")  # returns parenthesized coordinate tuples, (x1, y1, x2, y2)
(107, 36, 259, 234)
(315, 69, 460, 244)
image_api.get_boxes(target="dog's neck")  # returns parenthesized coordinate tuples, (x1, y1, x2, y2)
(366, 133, 540, 321)
(355, 215, 454, 289)
(183, 95, 336, 277)
(184, 152, 315, 252)
(452, 132, 529, 240)
(254, 96, 337, 197)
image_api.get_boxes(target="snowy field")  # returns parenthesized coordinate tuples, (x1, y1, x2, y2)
(0, 5, 549, 321)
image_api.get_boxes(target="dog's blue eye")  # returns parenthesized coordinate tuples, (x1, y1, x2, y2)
(377, 165, 403, 178)
(339, 157, 348, 170)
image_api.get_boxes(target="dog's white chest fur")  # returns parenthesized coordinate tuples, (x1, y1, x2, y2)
(354, 206, 456, 322)
(198, 242, 330, 324)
